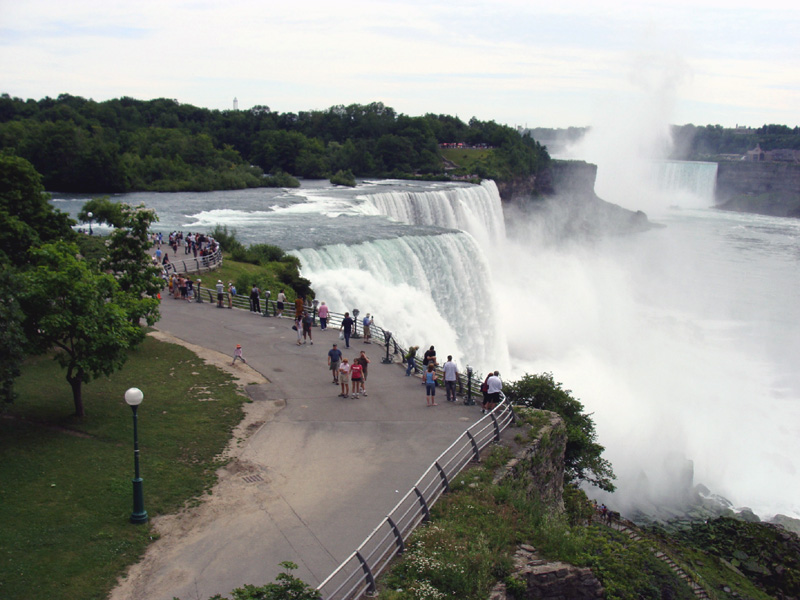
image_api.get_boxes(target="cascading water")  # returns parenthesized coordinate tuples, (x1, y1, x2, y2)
(651, 160, 718, 206)
(360, 180, 506, 249)
(292, 231, 508, 372)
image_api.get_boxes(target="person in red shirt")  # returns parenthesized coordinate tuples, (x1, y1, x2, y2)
(350, 358, 364, 398)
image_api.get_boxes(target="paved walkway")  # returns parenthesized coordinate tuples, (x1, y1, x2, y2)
(110, 293, 487, 600)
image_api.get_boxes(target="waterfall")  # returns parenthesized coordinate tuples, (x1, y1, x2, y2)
(651, 160, 718, 205)
(292, 231, 509, 372)
(360, 180, 506, 251)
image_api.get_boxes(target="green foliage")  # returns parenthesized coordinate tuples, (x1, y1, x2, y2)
(503, 373, 616, 492)
(0, 152, 75, 265)
(329, 169, 356, 186)
(0, 94, 550, 192)
(671, 123, 800, 159)
(18, 241, 147, 416)
(1, 336, 248, 600)
(78, 196, 126, 227)
(675, 517, 800, 598)
(199, 562, 320, 600)
(0, 266, 26, 403)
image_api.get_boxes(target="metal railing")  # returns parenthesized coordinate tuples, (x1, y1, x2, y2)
(315, 396, 515, 600)
(161, 247, 223, 275)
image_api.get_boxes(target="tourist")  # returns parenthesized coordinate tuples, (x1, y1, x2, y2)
(227, 282, 236, 309)
(362, 313, 373, 343)
(350, 356, 363, 398)
(338, 358, 351, 398)
(294, 296, 304, 319)
(328, 343, 342, 384)
(443, 355, 458, 402)
(405, 345, 418, 376)
(231, 344, 246, 366)
(340, 312, 354, 348)
(215, 280, 225, 308)
(485, 371, 502, 413)
(422, 345, 437, 369)
(425, 364, 438, 406)
(480, 374, 491, 413)
(302, 311, 313, 344)
(318, 301, 329, 330)
(276, 289, 286, 317)
(250, 283, 261, 313)
(293, 315, 303, 345)
(356, 350, 370, 396)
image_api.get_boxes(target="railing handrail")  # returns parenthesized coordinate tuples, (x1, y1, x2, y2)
(161, 246, 223, 275)
(315, 394, 514, 600)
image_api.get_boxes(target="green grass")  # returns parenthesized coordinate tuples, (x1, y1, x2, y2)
(377, 446, 705, 600)
(0, 336, 247, 600)
(440, 148, 494, 171)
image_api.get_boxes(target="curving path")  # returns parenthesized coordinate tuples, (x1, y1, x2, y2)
(110, 294, 487, 600)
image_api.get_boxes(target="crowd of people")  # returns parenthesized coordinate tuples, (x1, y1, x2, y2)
(152, 233, 503, 413)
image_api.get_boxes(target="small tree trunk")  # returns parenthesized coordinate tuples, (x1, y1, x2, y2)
(68, 373, 85, 417)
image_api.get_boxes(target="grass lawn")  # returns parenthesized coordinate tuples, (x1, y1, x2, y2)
(0, 336, 247, 600)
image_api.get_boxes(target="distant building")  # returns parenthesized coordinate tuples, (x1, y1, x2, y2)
(745, 144, 799, 163)
(233, 97, 239, 111)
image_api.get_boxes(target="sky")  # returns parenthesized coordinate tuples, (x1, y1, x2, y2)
(1, 0, 798, 129)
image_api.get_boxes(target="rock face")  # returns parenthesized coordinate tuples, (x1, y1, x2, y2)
(488, 545, 604, 600)
(715, 161, 800, 218)
(503, 160, 654, 242)
(493, 410, 566, 512)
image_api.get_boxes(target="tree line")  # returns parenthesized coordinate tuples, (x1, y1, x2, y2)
(0, 93, 549, 193)
(669, 124, 800, 160)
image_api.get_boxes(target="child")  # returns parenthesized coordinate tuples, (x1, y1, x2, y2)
(231, 344, 246, 365)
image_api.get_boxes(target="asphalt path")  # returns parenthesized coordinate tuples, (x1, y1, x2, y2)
(111, 292, 487, 600)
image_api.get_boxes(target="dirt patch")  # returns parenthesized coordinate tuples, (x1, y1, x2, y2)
(108, 332, 283, 600)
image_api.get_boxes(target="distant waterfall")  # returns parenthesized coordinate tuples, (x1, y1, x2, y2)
(360, 180, 506, 250)
(292, 231, 508, 371)
(653, 160, 718, 204)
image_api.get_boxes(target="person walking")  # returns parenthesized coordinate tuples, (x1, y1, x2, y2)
(328, 343, 342, 384)
(227, 282, 236, 309)
(421, 346, 436, 384)
(340, 312, 354, 348)
(356, 350, 370, 396)
(294, 296, 304, 320)
(425, 364, 438, 406)
(302, 311, 313, 344)
(338, 358, 351, 398)
(231, 344, 246, 365)
(318, 301, 329, 330)
(293, 316, 303, 345)
(350, 357, 363, 398)
(443, 355, 458, 402)
(405, 345, 418, 376)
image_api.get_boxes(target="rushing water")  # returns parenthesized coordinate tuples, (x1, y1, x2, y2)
(51, 174, 800, 520)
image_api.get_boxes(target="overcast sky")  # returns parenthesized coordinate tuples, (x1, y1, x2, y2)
(1, 0, 798, 129)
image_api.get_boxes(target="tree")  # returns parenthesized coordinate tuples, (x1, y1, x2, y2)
(78, 196, 126, 228)
(0, 266, 26, 404)
(102, 203, 162, 325)
(504, 372, 616, 492)
(19, 242, 146, 417)
(203, 562, 320, 600)
(0, 153, 75, 265)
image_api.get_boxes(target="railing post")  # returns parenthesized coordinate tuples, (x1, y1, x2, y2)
(355, 551, 377, 596)
(490, 411, 501, 442)
(413, 486, 431, 522)
(386, 516, 405, 554)
(465, 431, 481, 462)
(434, 461, 450, 493)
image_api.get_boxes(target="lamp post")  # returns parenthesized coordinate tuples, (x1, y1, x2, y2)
(312, 299, 319, 326)
(465, 365, 474, 405)
(195, 279, 203, 303)
(124, 387, 148, 524)
(87, 211, 93, 235)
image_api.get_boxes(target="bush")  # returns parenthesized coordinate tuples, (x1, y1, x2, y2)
(330, 169, 356, 187)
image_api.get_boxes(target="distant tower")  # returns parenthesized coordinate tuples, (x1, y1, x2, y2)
(233, 97, 238, 111)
